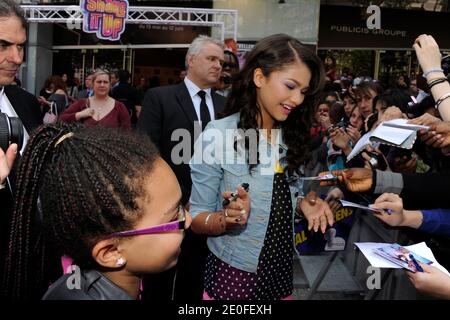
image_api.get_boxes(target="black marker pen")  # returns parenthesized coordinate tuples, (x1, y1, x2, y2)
(222, 183, 249, 206)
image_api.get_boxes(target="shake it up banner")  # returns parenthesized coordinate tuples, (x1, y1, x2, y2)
(80, 0, 129, 41)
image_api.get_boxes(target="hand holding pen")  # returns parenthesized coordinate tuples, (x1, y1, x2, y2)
(338, 199, 393, 215)
(221, 183, 251, 228)
(370, 193, 407, 227)
(405, 261, 450, 299)
(222, 183, 249, 206)
(408, 254, 424, 273)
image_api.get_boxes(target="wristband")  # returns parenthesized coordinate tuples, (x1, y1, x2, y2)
(435, 92, 450, 109)
(423, 68, 444, 78)
(427, 77, 448, 90)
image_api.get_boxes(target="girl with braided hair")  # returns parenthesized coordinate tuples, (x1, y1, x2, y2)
(3, 122, 191, 300)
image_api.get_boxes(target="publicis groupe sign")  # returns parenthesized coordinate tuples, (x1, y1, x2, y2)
(329, 25, 407, 38)
(317, 4, 449, 49)
(330, 5, 406, 38)
(80, 0, 129, 41)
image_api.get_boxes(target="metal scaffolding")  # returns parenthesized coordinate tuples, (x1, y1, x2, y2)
(21, 5, 238, 41)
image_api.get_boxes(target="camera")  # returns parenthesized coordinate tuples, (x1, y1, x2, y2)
(364, 150, 388, 171)
(327, 121, 347, 135)
(327, 121, 348, 152)
(0, 112, 24, 153)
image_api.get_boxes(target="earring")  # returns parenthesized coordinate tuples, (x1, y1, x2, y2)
(116, 257, 126, 267)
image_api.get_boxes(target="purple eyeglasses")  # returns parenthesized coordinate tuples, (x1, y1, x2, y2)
(108, 205, 186, 238)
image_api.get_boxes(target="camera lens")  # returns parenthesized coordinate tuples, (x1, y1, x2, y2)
(0, 112, 24, 153)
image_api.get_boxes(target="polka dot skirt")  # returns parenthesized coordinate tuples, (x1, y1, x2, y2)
(204, 172, 293, 300)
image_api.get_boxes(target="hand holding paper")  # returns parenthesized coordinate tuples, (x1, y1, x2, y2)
(355, 241, 449, 276)
(300, 173, 338, 181)
(406, 262, 450, 300)
(369, 193, 408, 226)
(421, 121, 450, 149)
(339, 199, 392, 215)
(408, 113, 442, 126)
(318, 168, 374, 193)
(346, 119, 430, 161)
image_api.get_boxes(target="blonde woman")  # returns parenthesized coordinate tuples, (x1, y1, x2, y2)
(60, 69, 131, 130)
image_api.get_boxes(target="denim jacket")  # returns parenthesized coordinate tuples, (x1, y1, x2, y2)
(189, 113, 304, 273)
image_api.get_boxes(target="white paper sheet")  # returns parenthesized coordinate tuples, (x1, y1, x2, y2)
(355, 242, 450, 276)
(383, 119, 430, 131)
(340, 200, 383, 214)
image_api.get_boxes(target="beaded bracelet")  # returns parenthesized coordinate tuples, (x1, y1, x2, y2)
(423, 68, 444, 78)
(435, 92, 450, 109)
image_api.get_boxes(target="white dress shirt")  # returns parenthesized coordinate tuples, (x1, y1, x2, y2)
(184, 77, 215, 122)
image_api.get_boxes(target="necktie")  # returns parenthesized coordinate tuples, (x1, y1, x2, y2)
(197, 90, 211, 131)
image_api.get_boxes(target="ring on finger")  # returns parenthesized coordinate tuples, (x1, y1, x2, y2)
(225, 209, 229, 217)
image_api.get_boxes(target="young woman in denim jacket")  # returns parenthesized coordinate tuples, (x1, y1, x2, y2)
(189, 34, 334, 300)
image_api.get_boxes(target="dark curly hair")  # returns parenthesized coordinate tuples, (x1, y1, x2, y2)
(3, 122, 159, 300)
(220, 33, 325, 173)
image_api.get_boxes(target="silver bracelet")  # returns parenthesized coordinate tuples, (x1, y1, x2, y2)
(205, 213, 213, 225)
(423, 68, 444, 78)
(435, 92, 450, 109)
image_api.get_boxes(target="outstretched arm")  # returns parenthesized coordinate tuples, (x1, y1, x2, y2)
(413, 34, 450, 121)
(0, 143, 18, 189)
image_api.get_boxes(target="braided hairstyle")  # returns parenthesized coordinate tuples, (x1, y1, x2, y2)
(3, 122, 159, 300)
(220, 33, 325, 174)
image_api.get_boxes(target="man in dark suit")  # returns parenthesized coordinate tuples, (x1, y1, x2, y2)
(0, 0, 44, 299)
(138, 35, 226, 301)
(76, 72, 93, 99)
(110, 69, 139, 126)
